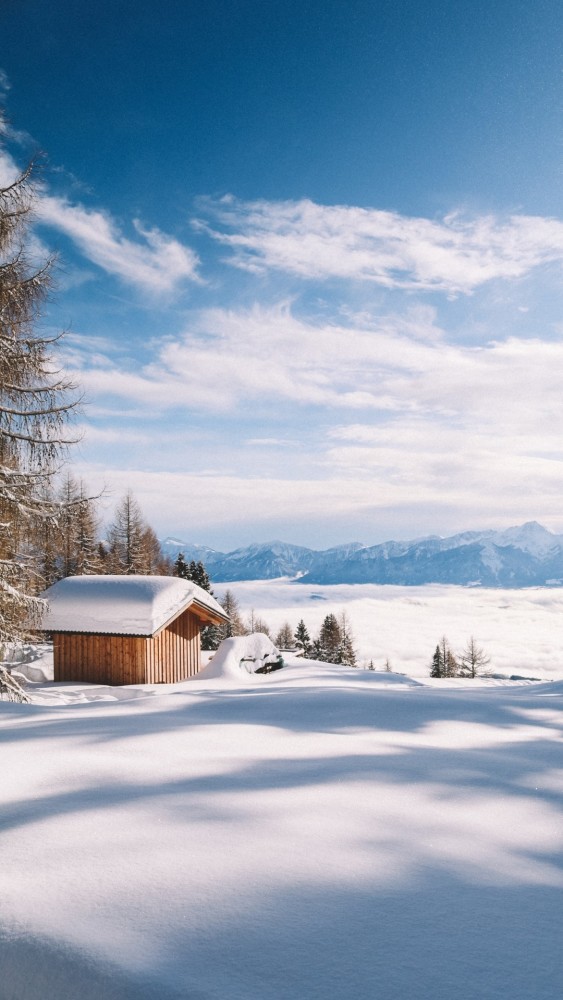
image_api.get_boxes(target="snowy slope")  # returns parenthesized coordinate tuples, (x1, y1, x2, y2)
(1, 657, 562, 1000)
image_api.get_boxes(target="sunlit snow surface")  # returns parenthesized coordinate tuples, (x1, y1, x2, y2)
(1, 625, 563, 998)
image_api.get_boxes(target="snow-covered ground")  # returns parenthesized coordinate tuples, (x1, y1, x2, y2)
(1, 639, 563, 999)
(220, 580, 563, 679)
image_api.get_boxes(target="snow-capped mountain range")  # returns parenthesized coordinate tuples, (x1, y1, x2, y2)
(160, 521, 563, 588)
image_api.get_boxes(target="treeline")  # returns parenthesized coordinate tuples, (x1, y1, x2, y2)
(430, 635, 490, 678)
(38, 483, 174, 588)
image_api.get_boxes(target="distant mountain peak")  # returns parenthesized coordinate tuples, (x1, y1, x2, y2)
(159, 522, 563, 587)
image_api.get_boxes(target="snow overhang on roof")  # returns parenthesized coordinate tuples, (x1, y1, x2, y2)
(40, 575, 229, 637)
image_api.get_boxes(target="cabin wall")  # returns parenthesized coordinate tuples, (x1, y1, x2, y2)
(53, 633, 147, 685)
(53, 607, 202, 685)
(147, 608, 201, 683)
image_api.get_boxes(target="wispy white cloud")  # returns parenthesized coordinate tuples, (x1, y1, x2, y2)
(69, 301, 434, 414)
(74, 465, 395, 535)
(70, 298, 563, 541)
(69, 302, 563, 435)
(199, 196, 563, 295)
(38, 195, 201, 293)
(0, 68, 11, 97)
(0, 145, 202, 293)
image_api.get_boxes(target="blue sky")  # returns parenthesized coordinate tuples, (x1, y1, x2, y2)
(1, 0, 562, 549)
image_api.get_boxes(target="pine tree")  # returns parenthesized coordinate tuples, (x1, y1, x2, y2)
(430, 636, 459, 678)
(192, 561, 220, 647)
(174, 556, 212, 591)
(0, 130, 79, 651)
(430, 644, 443, 677)
(190, 560, 212, 591)
(317, 613, 342, 664)
(174, 552, 189, 578)
(294, 619, 312, 657)
(173, 554, 221, 648)
(310, 638, 323, 660)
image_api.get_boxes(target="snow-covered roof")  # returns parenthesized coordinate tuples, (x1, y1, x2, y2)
(40, 575, 229, 637)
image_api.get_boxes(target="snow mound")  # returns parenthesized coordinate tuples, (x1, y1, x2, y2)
(1, 643, 54, 683)
(13, 662, 53, 684)
(199, 633, 283, 680)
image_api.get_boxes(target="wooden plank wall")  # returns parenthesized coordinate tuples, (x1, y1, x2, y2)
(147, 608, 201, 683)
(54, 633, 147, 685)
(53, 609, 202, 685)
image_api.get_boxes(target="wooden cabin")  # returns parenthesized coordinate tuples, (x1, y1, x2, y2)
(40, 575, 229, 685)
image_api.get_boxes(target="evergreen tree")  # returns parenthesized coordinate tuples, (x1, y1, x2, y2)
(310, 638, 323, 660)
(430, 636, 459, 678)
(191, 560, 212, 591)
(193, 561, 220, 648)
(317, 613, 342, 664)
(173, 554, 221, 649)
(200, 621, 223, 652)
(174, 552, 189, 578)
(430, 644, 443, 677)
(174, 556, 212, 591)
(339, 632, 357, 666)
(294, 619, 312, 657)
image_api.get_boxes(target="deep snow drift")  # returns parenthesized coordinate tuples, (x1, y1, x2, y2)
(1, 647, 562, 1000)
